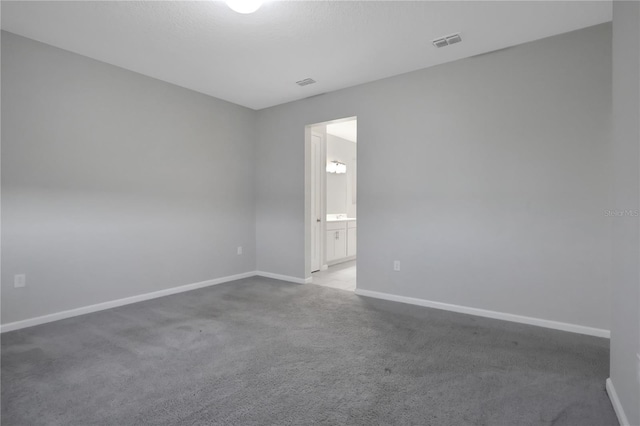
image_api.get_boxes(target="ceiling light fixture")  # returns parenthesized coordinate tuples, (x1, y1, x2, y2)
(226, 0, 263, 14)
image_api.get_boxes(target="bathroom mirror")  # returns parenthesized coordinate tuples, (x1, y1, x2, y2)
(326, 133, 357, 218)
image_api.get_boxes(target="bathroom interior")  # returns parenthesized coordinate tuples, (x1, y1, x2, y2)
(311, 118, 357, 291)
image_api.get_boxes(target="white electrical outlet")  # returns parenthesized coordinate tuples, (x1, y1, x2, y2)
(237, 246, 243, 255)
(393, 260, 400, 271)
(14, 274, 26, 288)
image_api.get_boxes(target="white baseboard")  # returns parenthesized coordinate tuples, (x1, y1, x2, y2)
(354, 289, 610, 338)
(6, 273, 605, 340)
(1, 269, 317, 333)
(0, 271, 255, 333)
(606, 378, 630, 426)
(254, 271, 312, 284)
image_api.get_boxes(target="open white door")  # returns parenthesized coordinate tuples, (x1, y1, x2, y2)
(310, 131, 323, 272)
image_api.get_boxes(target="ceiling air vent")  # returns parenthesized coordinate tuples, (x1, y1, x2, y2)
(433, 38, 448, 48)
(296, 78, 316, 87)
(446, 34, 462, 45)
(432, 33, 462, 48)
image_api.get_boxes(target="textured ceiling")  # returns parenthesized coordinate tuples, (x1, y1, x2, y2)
(1, 1, 612, 110)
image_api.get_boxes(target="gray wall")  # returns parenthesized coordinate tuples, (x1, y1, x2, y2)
(256, 23, 612, 330)
(2, 23, 616, 335)
(1, 32, 257, 324)
(610, 2, 640, 424)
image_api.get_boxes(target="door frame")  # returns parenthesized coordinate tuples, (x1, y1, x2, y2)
(304, 116, 357, 279)
(310, 129, 326, 273)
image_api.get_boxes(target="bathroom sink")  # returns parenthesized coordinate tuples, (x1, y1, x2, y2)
(326, 216, 356, 222)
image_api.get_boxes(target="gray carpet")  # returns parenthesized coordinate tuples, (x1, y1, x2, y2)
(2, 277, 617, 425)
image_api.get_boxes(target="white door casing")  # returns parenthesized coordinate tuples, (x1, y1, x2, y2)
(310, 132, 323, 272)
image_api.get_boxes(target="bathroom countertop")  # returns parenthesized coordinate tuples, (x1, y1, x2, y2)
(326, 217, 356, 222)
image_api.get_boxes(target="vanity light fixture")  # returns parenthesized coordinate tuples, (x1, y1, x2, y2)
(327, 161, 346, 174)
(226, 0, 263, 14)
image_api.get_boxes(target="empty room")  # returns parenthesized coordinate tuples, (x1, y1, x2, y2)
(1, 1, 639, 425)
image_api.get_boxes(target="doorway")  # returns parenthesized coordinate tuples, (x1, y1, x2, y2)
(306, 117, 357, 291)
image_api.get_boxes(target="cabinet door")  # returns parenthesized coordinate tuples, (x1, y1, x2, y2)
(347, 227, 357, 257)
(326, 229, 347, 262)
(334, 229, 347, 259)
(326, 231, 336, 262)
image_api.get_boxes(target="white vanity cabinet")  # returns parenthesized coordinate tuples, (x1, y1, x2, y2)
(326, 220, 356, 264)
